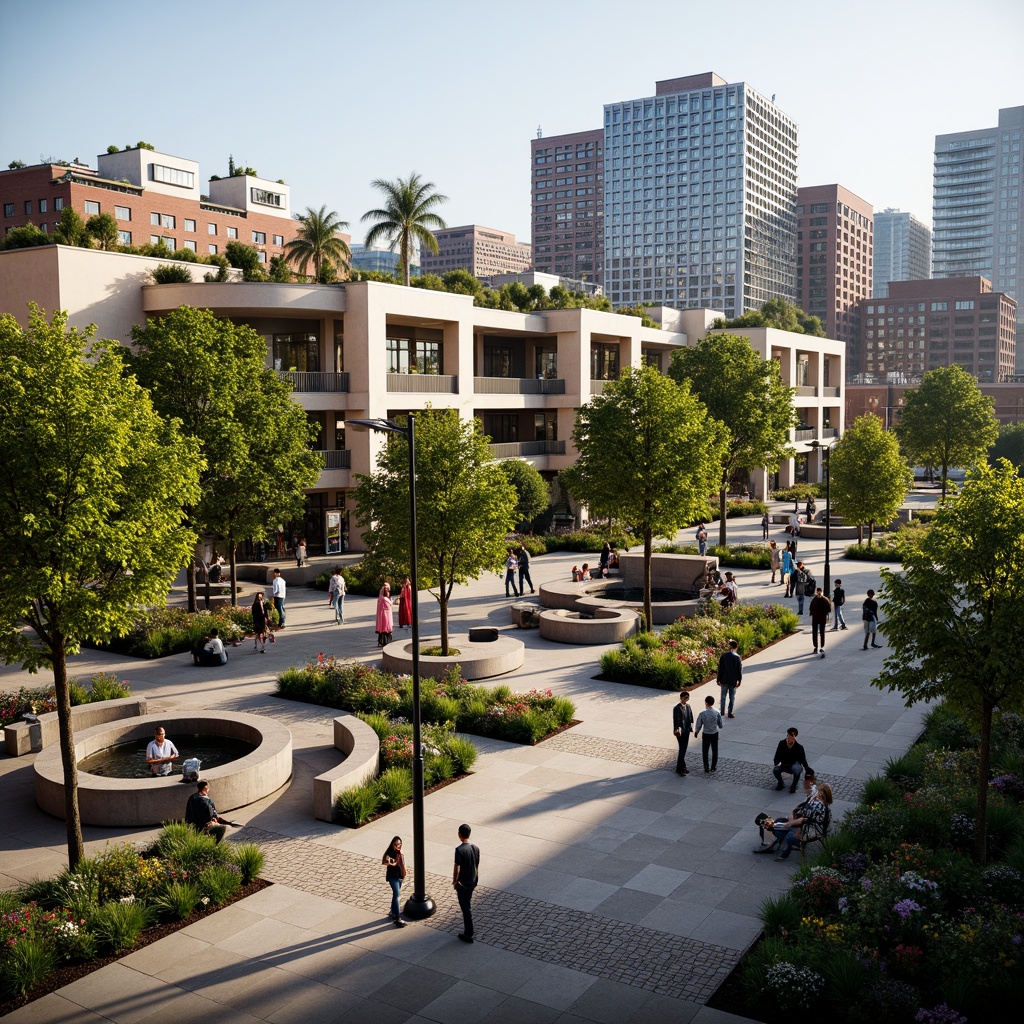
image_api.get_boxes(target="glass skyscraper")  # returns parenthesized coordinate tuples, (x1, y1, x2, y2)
(872, 209, 931, 299)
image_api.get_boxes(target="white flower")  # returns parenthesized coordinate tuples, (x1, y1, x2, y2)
(201, 896, 210, 905)
(119, 894, 135, 903)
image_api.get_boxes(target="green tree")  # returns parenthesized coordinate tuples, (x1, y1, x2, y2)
(990, 422, 1024, 471)
(1, 223, 50, 249)
(615, 303, 661, 328)
(224, 241, 267, 281)
(876, 462, 1024, 863)
(0, 307, 200, 868)
(53, 207, 89, 247)
(828, 414, 912, 544)
(713, 298, 825, 337)
(895, 365, 999, 500)
(498, 459, 550, 530)
(441, 268, 485, 299)
(129, 307, 320, 609)
(354, 408, 518, 654)
(361, 173, 448, 286)
(284, 205, 351, 283)
(268, 255, 293, 282)
(86, 212, 119, 250)
(151, 263, 193, 284)
(669, 333, 795, 546)
(561, 366, 726, 630)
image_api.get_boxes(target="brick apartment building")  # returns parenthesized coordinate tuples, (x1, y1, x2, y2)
(418, 225, 531, 278)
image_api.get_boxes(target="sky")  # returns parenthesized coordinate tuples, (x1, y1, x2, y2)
(2, 0, 1022, 244)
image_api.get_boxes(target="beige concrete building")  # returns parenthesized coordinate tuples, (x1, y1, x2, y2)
(418, 225, 531, 278)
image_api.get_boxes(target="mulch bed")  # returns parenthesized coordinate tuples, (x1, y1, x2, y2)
(0, 878, 270, 1019)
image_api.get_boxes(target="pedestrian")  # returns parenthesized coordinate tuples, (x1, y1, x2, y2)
(694, 695, 724, 773)
(772, 727, 812, 793)
(598, 541, 612, 578)
(718, 570, 737, 608)
(793, 561, 812, 615)
(830, 578, 847, 631)
(184, 779, 240, 843)
(398, 576, 413, 630)
(453, 824, 480, 943)
(862, 589, 882, 650)
(716, 639, 742, 717)
(808, 587, 832, 657)
(295, 537, 307, 568)
(251, 591, 272, 652)
(328, 566, 346, 624)
(517, 544, 535, 594)
(768, 540, 781, 584)
(504, 548, 520, 598)
(696, 522, 708, 556)
(789, 511, 800, 538)
(672, 691, 694, 775)
(376, 582, 394, 647)
(771, 784, 832, 861)
(272, 568, 287, 628)
(805, 497, 816, 525)
(760, 511, 770, 541)
(781, 544, 794, 597)
(382, 836, 407, 927)
(145, 726, 179, 777)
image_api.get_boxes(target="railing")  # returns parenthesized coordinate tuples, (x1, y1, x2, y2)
(821, 386, 841, 398)
(818, 428, 838, 439)
(795, 385, 818, 397)
(473, 377, 566, 395)
(488, 440, 567, 459)
(591, 379, 609, 395)
(317, 449, 351, 469)
(280, 371, 349, 393)
(386, 373, 458, 393)
(793, 428, 815, 441)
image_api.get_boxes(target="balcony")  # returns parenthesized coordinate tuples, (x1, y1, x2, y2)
(488, 440, 566, 459)
(795, 385, 818, 397)
(792, 428, 815, 442)
(317, 449, 351, 469)
(590, 379, 610, 395)
(281, 371, 349, 393)
(387, 373, 458, 393)
(821, 386, 841, 398)
(474, 377, 566, 395)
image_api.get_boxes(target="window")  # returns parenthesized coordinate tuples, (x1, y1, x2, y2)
(3, 204, 12, 217)
(54, 197, 63, 211)
(484, 345, 514, 377)
(184, 239, 197, 252)
(162, 214, 175, 229)
(273, 333, 319, 372)
(273, 234, 284, 246)
(955, 300, 975, 310)
(591, 342, 619, 380)
(227, 227, 238, 239)
(256, 250, 266, 263)
(39, 199, 47, 213)
(250, 187, 284, 208)
(536, 349, 557, 379)
(162, 237, 175, 249)
(208, 243, 218, 254)
(930, 301, 948, 311)
(151, 212, 160, 225)
(386, 333, 442, 374)
(184, 218, 196, 232)
(252, 231, 266, 244)
(115, 205, 131, 221)
(151, 164, 194, 189)
(483, 414, 519, 444)
(208, 223, 217, 235)
(84, 200, 99, 215)
(118, 230, 132, 245)
(24, 200, 32, 215)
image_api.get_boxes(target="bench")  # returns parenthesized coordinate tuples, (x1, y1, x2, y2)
(313, 713, 381, 822)
(5, 697, 149, 757)
(754, 806, 832, 859)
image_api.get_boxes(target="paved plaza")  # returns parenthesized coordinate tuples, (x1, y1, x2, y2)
(0, 507, 930, 1024)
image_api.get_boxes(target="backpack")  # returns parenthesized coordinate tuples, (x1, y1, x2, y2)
(181, 757, 201, 784)
(803, 573, 816, 594)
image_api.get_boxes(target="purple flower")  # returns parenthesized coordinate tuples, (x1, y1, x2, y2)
(1013, 934, 1022, 946)
(894, 898, 923, 920)
(861, 878, 873, 891)
(838, 897, 849, 913)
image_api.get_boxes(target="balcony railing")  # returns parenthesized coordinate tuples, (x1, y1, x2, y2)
(473, 377, 566, 395)
(821, 386, 841, 398)
(793, 428, 816, 442)
(317, 449, 351, 469)
(488, 440, 567, 459)
(795, 385, 818, 397)
(591, 379, 610, 395)
(818, 427, 838, 439)
(387, 373, 458, 393)
(281, 371, 349, 393)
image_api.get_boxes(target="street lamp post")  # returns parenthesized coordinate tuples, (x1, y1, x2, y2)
(348, 415, 435, 920)
(809, 438, 838, 597)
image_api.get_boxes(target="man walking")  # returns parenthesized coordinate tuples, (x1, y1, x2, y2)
(504, 549, 520, 598)
(517, 544, 535, 595)
(453, 824, 480, 943)
(272, 568, 287, 628)
(863, 589, 882, 649)
(830, 578, 847, 631)
(694, 695, 724, 773)
(809, 587, 832, 658)
(772, 727, 812, 793)
(672, 691, 694, 775)
(716, 639, 742, 718)
(793, 561, 812, 615)
(696, 523, 708, 556)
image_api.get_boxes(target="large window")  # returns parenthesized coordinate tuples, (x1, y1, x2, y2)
(483, 414, 519, 443)
(386, 330, 443, 374)
(151, 164, 195, 189)
(534, 412, 557, 441)
(273, 333, 319, 372)
(484, 345, 514, 377)
(591, 342, 619, 380)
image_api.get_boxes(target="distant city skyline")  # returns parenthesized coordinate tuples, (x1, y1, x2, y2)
(1, 0, 1021, 246)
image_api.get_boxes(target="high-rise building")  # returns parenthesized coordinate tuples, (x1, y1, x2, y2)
(419, 225, 531, 278)
(531, 129, 604, 287)
(872, 208, 931, 298)
(602, 72, 798, 315)
(795, 184, 873, 348)
(932, 106, 1024, 370)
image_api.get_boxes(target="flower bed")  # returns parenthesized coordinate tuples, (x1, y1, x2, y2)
(1, 673, 131, 728)
(277, 658, 575, 745)
(90, 607, 265, 658)
(0, 826, 265, 1005)
(654, 542, 772, 570)
(599, 603, 799, 690)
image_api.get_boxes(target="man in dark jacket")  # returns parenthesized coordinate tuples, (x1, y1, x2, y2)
(185, 779, 239, 843)
(716, 639, 742, 718)
(830, 578, 847, 631)
(772, 728, 812, 794)
(517, 545, 535, 595)
(672, 691, 694, 775)
(808, 587, 832, 658)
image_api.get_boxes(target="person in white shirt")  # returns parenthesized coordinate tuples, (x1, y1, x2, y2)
(145, 727, 179, 777)
(272, 568, 287, 627)
(192, 627, 228, 666)
(327, 567, 346, 624)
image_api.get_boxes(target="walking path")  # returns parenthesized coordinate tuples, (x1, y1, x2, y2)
(0, 506, 927, 1024)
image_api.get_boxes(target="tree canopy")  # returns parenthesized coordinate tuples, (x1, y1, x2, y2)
(224, 241, 267, 282)
(989, 421, 1024, 472)
(712, 298, 826, 337)
(354, 409, 518, 653)
(876, 462, 1024, 862)
(668, 332, 795, 545)
(0, 223, 50, 249)
(0, 306, 201, 868)
(86, 212, 119, 250)
(561, 365, 726, 629)
(285, 205, 351, 283)
(498, 459, 550, 531)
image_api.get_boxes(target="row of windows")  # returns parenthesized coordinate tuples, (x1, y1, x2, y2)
(5, 198, 64, 217)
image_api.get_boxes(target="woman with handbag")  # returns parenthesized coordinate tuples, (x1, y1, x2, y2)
(381, 836, 407, 927)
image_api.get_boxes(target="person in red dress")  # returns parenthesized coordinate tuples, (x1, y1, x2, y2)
(399, 576, 413, 630)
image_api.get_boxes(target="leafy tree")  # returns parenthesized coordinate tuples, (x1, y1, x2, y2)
(1, 223, 50, 249)
(991, 422, 1024, 471)
(268, 255, 293, 282)
(8, 159, 26, 169)
(136, 141, 155, 151)
(129, 307, 320, 609)
(348, 269, 400, 284)
(876, 462, 1024, 863)
(669, 333, 795, 546)
(224, 241, 267, 282)
(895, 365, 999, 500)
(411, 273, 446, 291)
(561, 365, 726, 630)
(204, 254, 230, 282)
(0, 306, 200, 868)
(170, 247, 199, 263)
(85, 212, 119, 250)
(354, 408, 518, 654)
(106, 145, 119, 154)
(828, 414, 912, 544)
(53, 207, 89, 247)
(151, 263, 194, 284)
(362, 173, 448, 286)
(284, 205, 351, 283)
(441, 268, 484, 299)
(615, 303, 661, 328)
(498, 460, 550, 530)
(713, 298, 825, 337)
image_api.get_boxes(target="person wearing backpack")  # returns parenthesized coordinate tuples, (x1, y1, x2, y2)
(793, 561, 813, 615)
(808, 587, 832, 657)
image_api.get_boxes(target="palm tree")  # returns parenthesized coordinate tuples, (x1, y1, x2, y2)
(361, 174, 448, 286)
(284, 205, 352, 283)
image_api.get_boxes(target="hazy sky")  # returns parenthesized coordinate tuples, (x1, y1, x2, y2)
(2, 0, 1022, 243)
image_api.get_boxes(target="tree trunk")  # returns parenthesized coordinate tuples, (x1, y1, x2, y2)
(643, 526, 653, 634)
(857, 523, 864, 544)
(718, 486, 728, 548)
(52, 628, 84, 869)
(228, 531, 238, 607)
(402, 232, 411, 288)
(975, 697, 993, 864)
(867, 522, 874, 547)
(187, 561, 197, 614)
(439, 573, 449, 656)
(940, 464, 948, 502)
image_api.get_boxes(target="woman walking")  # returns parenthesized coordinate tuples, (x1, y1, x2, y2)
(328, 566, 346, 624)
(768, 540, 780, 585)
(376, 582, 394, 647)
(251, 592, 271, 653)
(781, 543, 795, 597)
(382, 836, 407, 927)
(398, 576, 413, 630)
(295, 537, 307, 568)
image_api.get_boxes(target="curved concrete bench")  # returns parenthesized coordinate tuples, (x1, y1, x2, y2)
(798, 523, 861, 540)
(510, 601, 542, 628)
(34, 711, 291, 827)
(313, 713, 381, 823)
(539, 607, 639, 644)
(5, 697, 149, 757)
(539, 577, 621, 610)
(575, 593, 700, 625)
(382, 634, 525, 681)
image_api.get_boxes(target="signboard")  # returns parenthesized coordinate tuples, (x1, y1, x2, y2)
(325, 510, 343, 555)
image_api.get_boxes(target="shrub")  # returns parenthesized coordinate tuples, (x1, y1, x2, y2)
(2, 939, 56, 998)
(442, 735, 478, 774)
(376, 767, 414, 811)
(198, 863, 242, 905)
(772, 483, 826, 502)
(152, 880, 200, 920)
(87, 672, 132, 701)
(541, 528, 632, 553)
(884, 746, 928, 791)
(154, 823, 222, 872)
(151, 263, 193, 284)
(426, 751, 456, 785)
(654, 542, 772, 569)
(90, 899, 153, 953)
(230, 843, 265, 885)
(335, 780, 381, 827)
(759, 893, 802, 937)
(762, 961, 824, 1011)
(93, 607, 252, 658)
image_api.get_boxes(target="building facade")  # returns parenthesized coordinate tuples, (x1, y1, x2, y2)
(856, 277, 1016, 384)
(847, 381, 1024, 430)
(795, 184, 873, 348)
(601, 72, 798, 316)
(872, 208, 931, 298)
(418, 225, 531, 278)
(932, 106, 1024, 371)
(531, 128, 604, 287)
(349, 245, 410, 276)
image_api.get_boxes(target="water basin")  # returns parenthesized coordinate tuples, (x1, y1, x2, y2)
(78, 734, 257, 779)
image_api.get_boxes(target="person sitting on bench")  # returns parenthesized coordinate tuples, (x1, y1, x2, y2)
(192, 627, 228, 666)
(769, 784, 832, 861)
